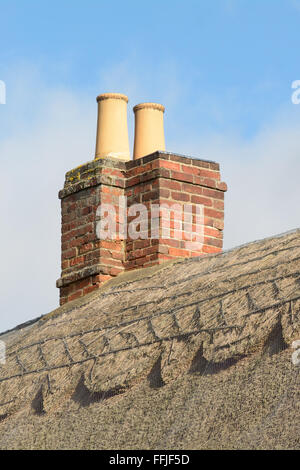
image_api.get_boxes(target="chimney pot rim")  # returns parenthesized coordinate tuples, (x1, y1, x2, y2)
(133, 102, 165, 113)
(96, 93, 129, 103)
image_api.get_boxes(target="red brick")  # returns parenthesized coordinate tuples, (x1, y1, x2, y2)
(158, 245, 169, 254)
(171, 192, 190, 202)
(127, 176, 141, 186)
(135, 256, 148, 266)
(133, 239, 151, 249)
(70, 256, 84, 267)
(83, 285, 99, 295)
(79, 242, 94, 253)
(202, 188, 224, 200)
(191, 159, 211, 169)
(171, 171, 193, 183)
(101, 185, 124, 195)
(68, 290, 83, 302)
(61, 260, 69, 270)
(82, 206, 92, 216)
(108, 267, 124, 276)
(77, 278, 91, 289)
(100, 257, 123, 267)
(157, 254, 175, 261)
(115, 178, 125, 188)
(98, 274, 112, 283)
(159, 188, 170, 198)
(204, 237, 223, 248)
(142, 190, 160, 202)
(182, 183, 203, 195)
(159, 160, 181, 171)
(160, 239, 182, 248)
(191, 195, 213, 206)
(213, 219, 224, 230)
(158, 168, 170, 178)
(204, 227, 223, 238)
(194, 177, 217, 188)
(160, 179, 182, 191)
(100, 240, 122, 250)
(213, 199, 224, 210)
(102, 168, 124, 178)
(182, 165, 220, 180)
(205, 208, 224, 219)
(62, 248, 77, 260)
(169, 247, 191, 257)
(202, 245, 222, 254)
(217, 181, 228, 191)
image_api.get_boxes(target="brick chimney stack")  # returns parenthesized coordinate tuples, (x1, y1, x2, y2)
(56, 94, 227, 305)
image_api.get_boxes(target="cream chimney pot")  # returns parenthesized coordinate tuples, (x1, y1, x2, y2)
(133, 102, 166, 160)
(95, 93, 130, 161)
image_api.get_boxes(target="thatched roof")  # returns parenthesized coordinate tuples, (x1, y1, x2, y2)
(0, 229, 299, 449)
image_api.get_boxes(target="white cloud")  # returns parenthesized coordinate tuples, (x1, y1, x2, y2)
(0, 69, 96, 332)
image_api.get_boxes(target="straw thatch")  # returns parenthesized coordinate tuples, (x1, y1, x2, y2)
(0, 229, 299, 449)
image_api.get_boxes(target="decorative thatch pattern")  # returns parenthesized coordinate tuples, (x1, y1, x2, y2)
(0, 229, 299, 449)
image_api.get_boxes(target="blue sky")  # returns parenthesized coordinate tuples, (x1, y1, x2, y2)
(2, 0, 300, 137)
(0, 0, 300, 330)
